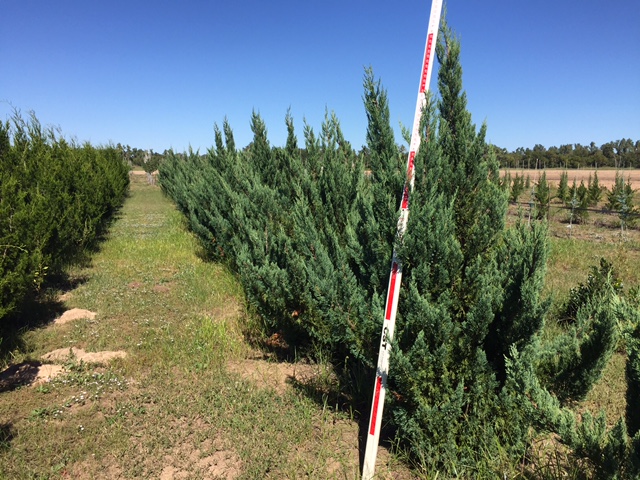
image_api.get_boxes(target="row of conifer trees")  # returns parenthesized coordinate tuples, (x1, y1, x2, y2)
(160, 22, 640, 477)
(0, 112, 129, 323)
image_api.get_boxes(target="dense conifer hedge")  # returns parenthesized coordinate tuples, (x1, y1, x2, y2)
(0, 112, 129, 322)
(160, 22, 640, 478)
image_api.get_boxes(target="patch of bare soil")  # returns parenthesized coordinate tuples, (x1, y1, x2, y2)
(42, 347, 127, 365)
(0, 347, 128, 391)
(34, 364, 65, 383)
(59, 291, 73, 302)
(322, 420, 361, 477)
(210, 299, 241, 321)
(0, 361, 64, 391)
(54, 308, 97, 325)
(291, 416, 414, 479)
(159, 445, 242, 480)
(227, 358, 320, 395)
(229, 356, 415, 478)
(501, 169, 640, 190)
(525, 432, 590, 477)
(130, 416, 243, 480)
(68, 460, 124, 480)
(153, 283, 174, 293)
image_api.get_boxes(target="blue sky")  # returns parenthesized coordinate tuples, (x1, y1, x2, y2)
(2, 0, 638, 153)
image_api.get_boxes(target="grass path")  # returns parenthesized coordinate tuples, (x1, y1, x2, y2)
(0, 176, 412, 479)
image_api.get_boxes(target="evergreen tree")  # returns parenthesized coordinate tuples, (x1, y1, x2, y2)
(576, 179, 590, 222)
(606, 171, 626, 211)
(0, 112, 128, 324)
(509, 172, 525, 203)
(534, 171, 551, 220)
(389, 21, 550, 474)
(540, 297, 618, 403)
(587, 171, 602, 206)
(627, 320, 640, 444)
(548, 273, 640, 479)
(500, 169, 511, 193)
(557, 170, 569, 203)
(353, 68, 405, 294)
(566, 179, 589, 224)
(606, 172, 637, 231)
(157, 17, 632, 477)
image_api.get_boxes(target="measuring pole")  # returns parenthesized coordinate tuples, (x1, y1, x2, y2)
(361, 1, 442, 478)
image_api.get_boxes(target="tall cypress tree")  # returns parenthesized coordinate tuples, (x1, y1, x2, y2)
(389, 20, 550, 473)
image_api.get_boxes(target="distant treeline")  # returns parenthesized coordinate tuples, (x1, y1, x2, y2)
(0, 113, 129, 324)
(141, 138, 640, 174)
(118, 144, 166, 173)
(494, 139, 640, 169)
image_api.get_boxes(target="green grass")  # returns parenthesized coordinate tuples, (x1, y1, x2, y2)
(505, 195, 640, 304)
(514, 199, 638, 479)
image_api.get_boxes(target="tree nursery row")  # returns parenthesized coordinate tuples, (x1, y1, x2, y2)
(0, 113, 129, 325)
(159, 23, 640, 477)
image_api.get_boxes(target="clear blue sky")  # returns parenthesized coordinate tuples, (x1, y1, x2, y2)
(2, 0, 638, 153)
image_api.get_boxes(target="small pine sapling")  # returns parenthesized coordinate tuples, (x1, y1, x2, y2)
(510, 173, 525, 203)
(557, 170, 569, 203)
(534, 171, 551, 220)
(587, 171, 602, 206)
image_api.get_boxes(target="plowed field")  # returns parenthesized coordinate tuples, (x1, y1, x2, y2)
(501, 169, 640, 189)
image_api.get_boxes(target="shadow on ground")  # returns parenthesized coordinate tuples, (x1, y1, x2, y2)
(0, 423, 15, 450)
(0, 361, 43, 393)
(0, 273, 89, 365)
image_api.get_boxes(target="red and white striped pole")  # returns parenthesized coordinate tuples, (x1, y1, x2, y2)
(361, 1, 442, 478)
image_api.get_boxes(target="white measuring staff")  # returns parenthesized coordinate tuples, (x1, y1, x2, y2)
(361, 1, 442, 478)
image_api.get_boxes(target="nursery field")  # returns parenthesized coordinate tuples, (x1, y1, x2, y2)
(0, 173, 638, 478)
(502, 168, 640, 190)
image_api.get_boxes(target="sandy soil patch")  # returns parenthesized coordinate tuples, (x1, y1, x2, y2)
(228, 356, 414, 478)
(42, 347, 127, 365)
(228, 358, 322, 395)
(159, 448, 241, 480)
(59, 291, 73, 302)
(54, 308, 97, 325)
(153, 283, 174, 293)
(34, 364, 65, 383)
(0, 362, 65, 391)
(286, 404, 413, 479)
(132, 417, 242, 479)
(68, 460, 123, 480)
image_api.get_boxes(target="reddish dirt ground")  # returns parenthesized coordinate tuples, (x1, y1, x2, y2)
(501, 169, 640, 190)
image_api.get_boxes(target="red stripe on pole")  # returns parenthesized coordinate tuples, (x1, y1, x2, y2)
(408, 151, 416, 178)
(401, 185, 410, 210)
(369, 375, 383, 435)
(385, 263, 399, 320)
(363, 4, 442, 477)
(419, 33, 434, 93)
